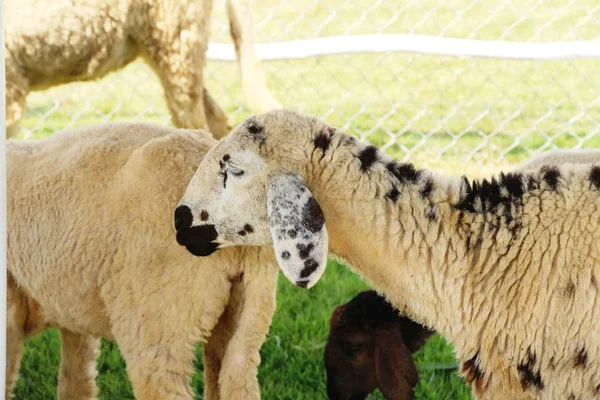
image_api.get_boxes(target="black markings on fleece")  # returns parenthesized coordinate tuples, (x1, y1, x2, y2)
(313, 128, 333, 158)
(575, 347, 588, 368)
(565, 280, 576, 297)
(222, 154, 231, 162)
(517, 347, 544, 391)
(541, 166, 560, 190)
(386, 186, 400, 203)
(246, 118, 265, 143)
(281, 251, 291, 260)
(461, 351, 485, 392)
(420, 177, 434, 198)
(455, 172, 524, 214)
(387, 161, 421, 184)
(358, 145, 379, 171)
(590, 166, 600, 190)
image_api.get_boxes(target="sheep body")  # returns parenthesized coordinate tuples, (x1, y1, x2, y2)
(5, 0, 280, 139)
(177, 109, 600, 400)
(7, 123, 278, 399)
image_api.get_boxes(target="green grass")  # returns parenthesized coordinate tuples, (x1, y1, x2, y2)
(12, 0, 600, 398)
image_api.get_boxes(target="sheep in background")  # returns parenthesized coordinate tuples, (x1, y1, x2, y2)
(325, 290, 433, 400)
(7, 123, 278, 400)
(4, 0, 281, 139)
(177, 109, 600, 399)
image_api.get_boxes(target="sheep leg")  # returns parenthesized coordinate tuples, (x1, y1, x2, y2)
(5, 53, 28, 139)
(203, 88, 231, 139)
(226, 0, 281, 113)
(57, 329, 100, 400)
(6, 285, 26, 399)
(6, 274, 44, 398)
(218, 264, 278, 400)
(203, 281, 244, 400)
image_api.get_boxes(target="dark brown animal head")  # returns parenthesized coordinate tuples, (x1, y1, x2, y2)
(324, 290, 434, 400)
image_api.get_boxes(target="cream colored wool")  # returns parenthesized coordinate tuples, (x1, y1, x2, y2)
(178, 109, 600, 400)
(6, 123, 278, 400)
(4, 0, 280, 139)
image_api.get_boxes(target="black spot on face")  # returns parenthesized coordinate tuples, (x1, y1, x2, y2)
(387, 161, 421, 184)
(296, 243, 314, 259)
(358, 145, 379, 171)
(219, 160, 225, 169)
(288, 229, 297, 239)
(200, 210, 209, 221)
(313, 130, 332, 156)
(517, 347, 544, 391)
(575, 348, 588, 368)
(281, 250, 291, 260)
(386, 186, 400, 203)
(590, 166, 600, 190)
(222, 154, 231, 162)
(301, 197, 325, 233)
(244, 224, 254, 233)
(461, 352, 485, 392)
(541, 166, 560, 190)
(238, 230, 247, 236)
(300, 258, 319, 278)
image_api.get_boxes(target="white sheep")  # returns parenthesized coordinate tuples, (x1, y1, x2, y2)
(4, 0, 280, 139)
(6, 122, 278, 400)
(177, 109, 600, 400)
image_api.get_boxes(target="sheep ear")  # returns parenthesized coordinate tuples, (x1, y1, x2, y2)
(375, 326, 418, 398)
(267, 173, 328, 289)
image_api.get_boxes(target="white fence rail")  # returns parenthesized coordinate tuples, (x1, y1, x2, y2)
(207, 35, 600, 61)
(17, 0, 600, 176)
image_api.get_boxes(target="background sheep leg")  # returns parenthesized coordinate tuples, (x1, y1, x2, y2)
(57, 330, 100, 400)
(5, 53, 28, 139)
(203, 280, 244, 400)
(218, 264, 278, 400)
(226, 0, 281, 113)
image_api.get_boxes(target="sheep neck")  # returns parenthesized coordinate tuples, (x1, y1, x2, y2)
(305, 135, 481, 354)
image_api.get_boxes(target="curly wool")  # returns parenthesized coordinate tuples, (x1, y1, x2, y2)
(6, 123, 278, 400)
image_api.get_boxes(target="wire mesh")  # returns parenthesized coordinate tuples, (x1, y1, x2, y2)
(18, 0, 600, 176)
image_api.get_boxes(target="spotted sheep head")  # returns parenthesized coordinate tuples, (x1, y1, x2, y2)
(175, 109, 331, 288)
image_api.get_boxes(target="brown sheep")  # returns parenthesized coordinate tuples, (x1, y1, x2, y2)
(6, 122, 278, 399)
(4, 0, 280, 139)
(325, 290, 433, 400)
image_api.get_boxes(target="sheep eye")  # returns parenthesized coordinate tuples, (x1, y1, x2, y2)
(227, 167, 244, 177)
(344, 342, 362, 356)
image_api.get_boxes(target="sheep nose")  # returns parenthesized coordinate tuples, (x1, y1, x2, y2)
(174, 205, 193, 231)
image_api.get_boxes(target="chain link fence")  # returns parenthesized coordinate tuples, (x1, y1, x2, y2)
(21, 0, 600, 176)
